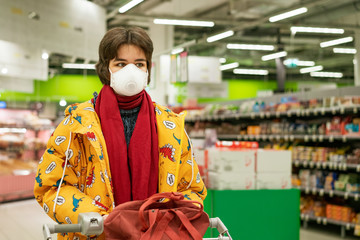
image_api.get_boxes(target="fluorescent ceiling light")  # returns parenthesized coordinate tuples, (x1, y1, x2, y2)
(297, 60, 315, 66)
(227, 44, 274, 51)
(261, 51, 287, 61)
(269, 7, 308, 22)
(119, 0, 144, 13)
(171, 47, 184, 55)
(59, 99, 67, 107)
(1, 68, 8, 74)
(219, 62, 239, 71)
(310, 71, 343, 78)
(233, 68, 269, 75)
(219, 58, 226, 63)
(42, 52, 49, 60)
(290, 26, 344, 34)
(62, 63, 95, 69)
(300, 65, 323, 74)
(333, 48, 357, 54)
(320, 37, 353, 48)
(153, 19, 214, 27)
(207, 30, 234, 43)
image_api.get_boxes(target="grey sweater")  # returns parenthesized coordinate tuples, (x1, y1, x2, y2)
(120, 106, 140, 146)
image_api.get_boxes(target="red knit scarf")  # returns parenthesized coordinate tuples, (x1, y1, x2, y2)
(95, 85, 158, 206)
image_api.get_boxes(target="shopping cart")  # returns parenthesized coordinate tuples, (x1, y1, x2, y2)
(43, 212, 232, 240)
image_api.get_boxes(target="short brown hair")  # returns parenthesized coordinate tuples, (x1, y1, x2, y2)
(96, 27, 153, 85)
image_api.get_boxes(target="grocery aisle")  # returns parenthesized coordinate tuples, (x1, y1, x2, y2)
(0, 199, 358, 240)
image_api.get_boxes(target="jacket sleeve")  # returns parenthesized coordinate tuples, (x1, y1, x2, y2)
(177, 129, 207, 204)
(34, 116, 108, 226)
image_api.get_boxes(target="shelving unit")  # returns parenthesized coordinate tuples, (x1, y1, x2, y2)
(0, 109, 54, 202)
(185, 90, 360, 238)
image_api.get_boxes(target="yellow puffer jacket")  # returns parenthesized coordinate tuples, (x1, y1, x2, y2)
(34, 99, 207, 240)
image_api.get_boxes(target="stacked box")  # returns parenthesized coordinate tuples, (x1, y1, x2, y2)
(256, 150, 292, 190)
(205, 148, 256, 190)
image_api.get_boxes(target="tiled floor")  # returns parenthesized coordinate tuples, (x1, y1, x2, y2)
(0, 198, 359, 240)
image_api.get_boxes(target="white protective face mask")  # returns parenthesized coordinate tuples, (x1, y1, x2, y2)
(109, 64, 148, 96)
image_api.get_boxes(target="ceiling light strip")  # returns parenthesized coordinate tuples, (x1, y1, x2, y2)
(333, 48, 357, 54)
(227, 44, 274, 51)
(320, 37, 353, 48)
(207, 30, 234, 43)
(62, 63, 95, 70)
(119, 0, 144, 13)
(310, 71, 343, 78)
(269, 7, 308, 22)
(290, 26, 344, 34)
(153, 19, 214, 27)
(300, 65, 323, 74)
(219, 62, 239, 71)
(261, 51, 287, 61)
(233, 69, 269, 75)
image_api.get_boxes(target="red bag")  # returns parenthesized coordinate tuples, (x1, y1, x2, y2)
(104, 192, 209, 240)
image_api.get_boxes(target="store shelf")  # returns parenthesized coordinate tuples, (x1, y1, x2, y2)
(293, 160, 360, 172)
(296, 186, 360, 201)
(216, 134, 360, 142)
(186, 105, 360, 122)
(300, 213, 356, 229)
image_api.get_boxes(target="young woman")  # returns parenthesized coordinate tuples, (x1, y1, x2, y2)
(34, 27, 207, 240)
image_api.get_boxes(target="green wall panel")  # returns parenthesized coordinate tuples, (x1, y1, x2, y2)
(208, 189, 300, 240)
(0, 75, 103, 103)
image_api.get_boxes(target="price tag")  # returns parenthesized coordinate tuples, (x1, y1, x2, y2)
(333, 163, 338, 170)
(317, 217, 322, 224)
(284, 135, 289, 141)
(346, 223, 351, 230)
(312, 135, 317, 142)
(305, 215, 310, 221)
(221, 115, 226, 120)
(312, 188, 317, 195)
(332, 107, 337, 115)
(329, 190, 334, 197)
(322, 162, 327, 169)
(355, 194, 359, 201)
(295, 161, 300, 167)
(276, 112, 281, 118)
(329, 162, 333, 170)
(276, 135, 281, 141)
(235, 113, 241, 120)
(260, 112, 265, 119)
(305, 187, 310, 194)
(344, 192, 349, 200)
(321, 108, 326, 115)
(250, 135, 255, 140)
(314, 109, 318, 116)
(250, 113, 255, 119)
(357, 165, 360, 172)
(301, 110, 305, 117)
(322, 218, 327, 225)
(354, 107, 358, 114)
(304, 135, 309, 142)
(296, 109, 301, 117)
(309, 161, 315, 168)
(244, 135, 249, 140)
(306, 110, 311, 116)
(255, 135, 260, 140)
(261, 135, 266, 141)
(317, 162, 322, 169)
(319, 189, 324, 196)
(329, 136, 334, 142)
(319, 135, 324, 142)
(214, 115, 219, 121)
(343, 163, 347, 171)
(290, 135, 295, 141)
(342, 136, 347, 142)
(287, 111, 292, 117)
(340, 107, 345, 114)
(303, 161, 309, 167)
(300, 214, 304, 220)
(269, 135, 274, 141)
(266, 112, 271, 118)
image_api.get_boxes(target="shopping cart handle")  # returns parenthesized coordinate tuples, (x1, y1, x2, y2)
(43, 212, 103, 240)
(208, 217, 232, 240)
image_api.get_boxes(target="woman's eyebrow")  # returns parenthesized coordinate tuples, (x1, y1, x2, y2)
(135, 58, 146, 62)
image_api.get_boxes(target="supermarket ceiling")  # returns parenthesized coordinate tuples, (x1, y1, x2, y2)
(88, 0, 360, 82)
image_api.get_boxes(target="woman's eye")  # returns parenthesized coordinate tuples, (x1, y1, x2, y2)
(135, 63, 144, 68)
(117, 63, 126, 67)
